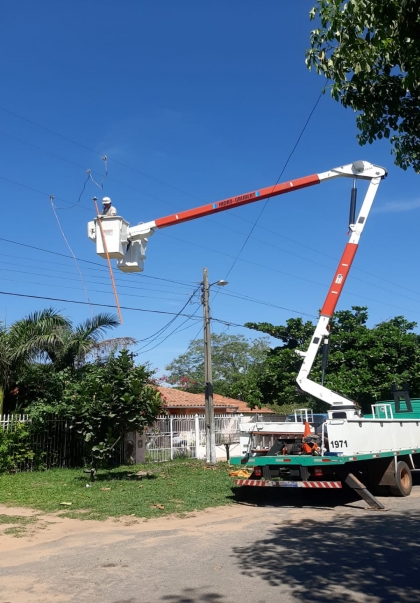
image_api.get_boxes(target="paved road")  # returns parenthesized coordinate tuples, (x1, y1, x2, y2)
(1, 484, 420, 603)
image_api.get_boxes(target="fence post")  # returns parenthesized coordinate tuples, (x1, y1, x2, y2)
(170, 416, 174, 460)
(195, 414, 200, 459)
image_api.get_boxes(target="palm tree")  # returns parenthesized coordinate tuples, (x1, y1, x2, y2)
(47, 313, 135, 370)
(0, 308, 136, 412)
(1, 309, 68, 413)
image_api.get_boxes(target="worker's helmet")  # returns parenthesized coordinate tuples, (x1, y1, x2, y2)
(102, 196, 112, 205)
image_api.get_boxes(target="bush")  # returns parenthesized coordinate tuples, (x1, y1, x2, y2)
(0, 422, 44, 472)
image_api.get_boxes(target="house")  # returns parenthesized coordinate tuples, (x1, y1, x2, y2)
(127, 387, 274, 464)
(157, 386, 274, 416)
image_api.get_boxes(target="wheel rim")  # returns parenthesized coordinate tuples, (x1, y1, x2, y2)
(400, 466, 410, 491)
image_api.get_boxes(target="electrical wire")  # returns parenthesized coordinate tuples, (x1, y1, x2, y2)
(3, 157, 420, 307)
(0, 236, 195, 286)
(223, 90, 324, 280)
(4, 105, 420, 307)
(159, 232, 420, 314)
(88, 156, 108, 191)
(1, 226, 419, 317)
(134, 285, 201, 348)
(0, 289, 205, 317)
(2, 130, 420, 302)
(0, 174, 84, 210)
(0, 105, 208, 204)
(0, 275, 194, 302)
(49, 195, 94, 315)
(0, 266, 192, 298)
(136, 296, 203, 353)
(217, 289, 318, 318)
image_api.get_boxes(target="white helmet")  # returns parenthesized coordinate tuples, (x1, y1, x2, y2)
(102, 196, 112, 205)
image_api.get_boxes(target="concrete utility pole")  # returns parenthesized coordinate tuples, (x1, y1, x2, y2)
(202, 269, 228, 464)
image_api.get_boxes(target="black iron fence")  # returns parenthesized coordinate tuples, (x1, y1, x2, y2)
(0, 414, 125, 471)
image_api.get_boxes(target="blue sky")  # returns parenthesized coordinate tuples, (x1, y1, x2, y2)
(1, 1, 419, 375)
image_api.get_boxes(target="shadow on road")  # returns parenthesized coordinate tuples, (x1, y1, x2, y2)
(233, 509, 420, 603)
(113, 589, 227, 603)
(160, 588, 227, 602)
(230, 485, 363, 509)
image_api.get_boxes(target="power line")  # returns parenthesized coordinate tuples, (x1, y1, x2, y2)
(0, 266, 191, 298)
(159, 232, 420, 315)
(1, 225, 419, 318)
(4, 164, 419, 302)
(0, 236, 195, 287)
(224, 90, 324, 280)
(217, 289, 318, 318)
(135, 290, 202, 354)
(0, 289, 204, 318)
(2, 127, 420, 302)
(0, 256, 192, 294)
(0, 275, 193, 303)
(0, 105, 210, 204)
(0, 174, 82, 210)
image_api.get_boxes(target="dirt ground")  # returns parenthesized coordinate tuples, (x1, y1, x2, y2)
(1, 487, 420, 603)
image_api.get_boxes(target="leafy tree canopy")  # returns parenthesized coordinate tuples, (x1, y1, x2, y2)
(164, 333, 270, 405)
(247, 307, 420, 413)
(29, 351, 164, 466)
(306, 0, 420, 172)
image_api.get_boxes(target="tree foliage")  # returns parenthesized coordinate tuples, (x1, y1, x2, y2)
(164, 333, 270, 405)
(247, 307, 420, 412)
(1, 308, 135, 413)
(29, 351, 164, 466)
(306, 0, 420, 172)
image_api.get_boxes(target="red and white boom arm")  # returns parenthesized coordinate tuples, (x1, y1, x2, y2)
(88, 160, 386, 408)
(295, 162, 386, 409)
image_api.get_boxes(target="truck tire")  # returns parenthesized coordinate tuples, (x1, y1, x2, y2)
(389, 461, 412, 497)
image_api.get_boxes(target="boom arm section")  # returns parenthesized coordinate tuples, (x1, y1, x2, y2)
(296, 169, 386, 409)
(87, 160, 386, 409)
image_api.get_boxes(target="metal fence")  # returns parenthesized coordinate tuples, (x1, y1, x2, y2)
(145, 414, 243, 463)
(0, 414, 124, 471)
(1, 413, 244, 469)
(0, 414, 30, 429)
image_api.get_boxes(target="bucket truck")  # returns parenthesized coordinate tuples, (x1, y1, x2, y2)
(88, 160, 420, 509)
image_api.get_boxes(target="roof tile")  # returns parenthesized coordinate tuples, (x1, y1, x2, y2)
(157, 386, 273, 414)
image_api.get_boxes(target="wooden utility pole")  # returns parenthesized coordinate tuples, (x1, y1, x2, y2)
(202, 268, 216, 464)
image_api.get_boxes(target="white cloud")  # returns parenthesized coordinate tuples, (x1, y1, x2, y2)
(374, 199, 420, 213)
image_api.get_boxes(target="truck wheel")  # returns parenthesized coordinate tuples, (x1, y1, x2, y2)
(389, 461, 412, 497)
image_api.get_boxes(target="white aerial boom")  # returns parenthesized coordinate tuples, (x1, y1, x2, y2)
(88, 160, 387, 412)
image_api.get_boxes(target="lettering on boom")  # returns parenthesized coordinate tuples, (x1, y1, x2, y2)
(218, 198, 233, 208)
(218, 191, 256, 209)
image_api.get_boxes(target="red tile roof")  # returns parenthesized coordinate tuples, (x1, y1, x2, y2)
(157, 386, 274, 414)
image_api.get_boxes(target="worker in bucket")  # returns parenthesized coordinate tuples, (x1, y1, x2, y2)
(101, 196, 117, 216)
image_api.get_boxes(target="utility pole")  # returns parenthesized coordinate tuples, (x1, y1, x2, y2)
(202, 268, 216, 464)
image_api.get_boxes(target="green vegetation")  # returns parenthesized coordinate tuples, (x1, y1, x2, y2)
(0, 513, 39, 537)
(163, 307, 420, 414)
(1, 307, 135, 413)
(0, 421, 45, 472)
(0, 307, 164, 470)
(246, 307, 420, 413)
(0, 460, 235, 520)
(29, 350, 164, 467)
(306, 1, 420, 172)
(164, 332, 270, 406)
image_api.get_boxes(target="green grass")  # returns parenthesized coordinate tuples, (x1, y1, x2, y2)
(0, 459, 237, 521)
(0, 513, 41, 537)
